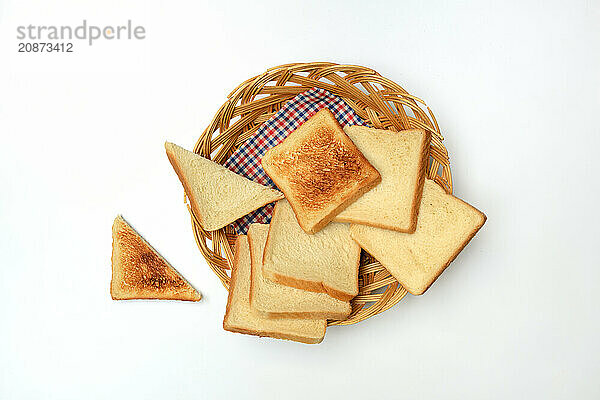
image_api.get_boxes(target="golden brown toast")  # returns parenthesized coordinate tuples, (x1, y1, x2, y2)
(261, 109, 380, 234)
(111, 216, 201, 301)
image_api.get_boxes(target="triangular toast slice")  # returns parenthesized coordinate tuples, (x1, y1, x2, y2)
(165, 142, 283, 231)
(334, 126, 430, 232)
(223, 235, 326, 344)
(111, 215, 201, 301)
(350, 180, 486, 295)
(248, 223, 351, 320)
(262, 200, 360, 301)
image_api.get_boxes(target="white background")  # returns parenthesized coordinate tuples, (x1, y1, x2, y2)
(1, 0, 599, 398)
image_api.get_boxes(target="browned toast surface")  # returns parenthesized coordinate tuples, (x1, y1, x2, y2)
(111, 216, 201, 301)
(261, 109, 380, 233)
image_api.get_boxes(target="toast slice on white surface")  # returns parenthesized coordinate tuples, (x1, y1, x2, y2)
(262, 200, 360, 301)
(334, 126, 430, 232)
(223, 235, 326, 344)
(350, 180, 486, 295)
(165, 142, 283, 231)
(261, 109, 380, 233)
(248, 223, 351, 320)
(111, 215, 202, 301)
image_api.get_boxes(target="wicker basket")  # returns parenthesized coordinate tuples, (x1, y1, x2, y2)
(188, 62, 452, 325)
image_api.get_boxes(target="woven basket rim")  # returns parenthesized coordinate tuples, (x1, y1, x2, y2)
(188, 62, 452, 325)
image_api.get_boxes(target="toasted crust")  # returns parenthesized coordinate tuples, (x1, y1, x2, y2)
(223, 236, 325, 344)
(110, 215, 201, 301)
(334, 128, 431, 233)
(261, 268, 356, 302)
(408, 129, 431, 233)
(222, 325, 323, 345)
(308, 174, 380, 234)
(222, 237, 242, 325)
(261, 109, 381, 234)
(256, 309, 348, 320)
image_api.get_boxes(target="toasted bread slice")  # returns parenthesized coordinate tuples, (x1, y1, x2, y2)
(165, 142, 283, 231)
(223, 235, 326, 344)
(261, 109, 380, 234)
(350, 180, 486, 295)
(111, 216, 201, 301)
(247, 224, 351, 320)
(334, 126, 430, 232)
(262, 200, 360, 301)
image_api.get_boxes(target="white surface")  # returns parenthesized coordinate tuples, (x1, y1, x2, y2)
(1, 0, 599, 398)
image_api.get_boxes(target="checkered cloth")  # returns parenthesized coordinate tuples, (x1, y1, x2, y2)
(224, 87, 367, 234)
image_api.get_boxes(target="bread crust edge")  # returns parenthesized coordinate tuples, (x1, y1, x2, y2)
(407, 129, 431, 234)
(255, 308, 351, 321)
(261, 205, 358, 301)
(223, 236, 243, 329)
(334, 128, 430, 233)
(165, 143, 209, 229)
(350, 192, 487, 296)
(167, 143, 284, 232)
(306, 171, 381, 234)
(223, 236, 325, 344)
(409, 201, 486, 295)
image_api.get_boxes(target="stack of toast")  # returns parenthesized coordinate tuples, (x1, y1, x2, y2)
(161, 108, 485, 344)
(111, 107, 486, 344)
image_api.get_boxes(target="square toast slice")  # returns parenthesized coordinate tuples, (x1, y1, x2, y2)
(350, 180, 486, 295)
(262, 200, 360, 301)
(248, 223, 351, 320)
(334, 126, 430, 232)
(261, 109, 380, 234)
